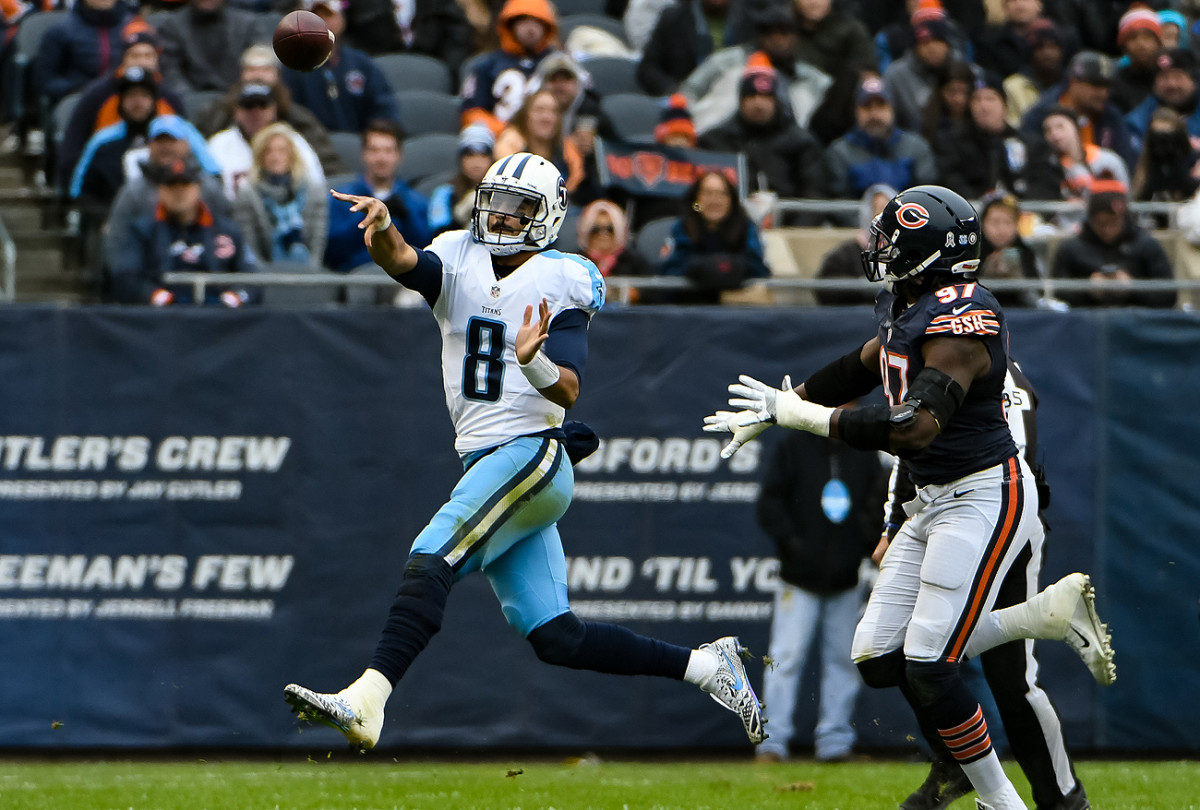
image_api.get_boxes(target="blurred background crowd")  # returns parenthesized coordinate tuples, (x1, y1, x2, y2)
(2, 0, 1199, 308)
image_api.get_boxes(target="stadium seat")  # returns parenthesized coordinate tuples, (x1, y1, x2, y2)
(559, 14, 629, 47)
(579, 56, 641, 96)
(342, 262, 394, 306)
(260, 260, 341, 308)
(396, 90, 462, 137)
(457, 52, 485, 89)
(374, 53, 454, 96)
(398, 134, 459, 183)
(599, 93, 664, 142)
(4, 10, 67, 122)
(326, 173, 358, 191)
(414, 171, 455, 199)
(329, 132, 365, 174)
(552, 0, 609, 16)
(143, 9, 175, 32)
(50, 93, 82, 148)
(635, 216, 676, 267)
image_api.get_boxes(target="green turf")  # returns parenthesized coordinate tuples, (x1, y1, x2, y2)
(0, 757, 1196, 810)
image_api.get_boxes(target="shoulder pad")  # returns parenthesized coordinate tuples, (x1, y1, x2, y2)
(544, 250, 606, 316)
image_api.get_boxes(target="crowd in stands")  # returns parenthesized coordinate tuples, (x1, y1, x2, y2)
(2, 0, 1197, 309)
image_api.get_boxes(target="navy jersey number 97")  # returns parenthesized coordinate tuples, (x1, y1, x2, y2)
(463, 317, 506, 402)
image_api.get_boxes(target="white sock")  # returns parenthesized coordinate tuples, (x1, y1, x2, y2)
(961, 751, 1027, 809)
(342, 668, 393, 708)
(964, 590, 1066, 659)
(683, 648, 719, 691)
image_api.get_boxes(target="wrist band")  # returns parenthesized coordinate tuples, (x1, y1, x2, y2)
(519, 350, 561, 389)
(378, 210, 392, 232)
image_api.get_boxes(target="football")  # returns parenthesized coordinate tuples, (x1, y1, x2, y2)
(272, 10, 335, 72)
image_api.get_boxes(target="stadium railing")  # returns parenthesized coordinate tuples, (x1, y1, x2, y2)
(0, 216, 16, 302)
(775, 198, 1184, 217)
(163, 271, 1200, 307)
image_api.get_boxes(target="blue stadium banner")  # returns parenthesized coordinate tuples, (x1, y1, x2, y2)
(0, 307, 1196, 752)
(595, 139, 747, 199)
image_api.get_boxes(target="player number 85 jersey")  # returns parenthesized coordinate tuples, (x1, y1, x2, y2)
(427, 231, 605, 454)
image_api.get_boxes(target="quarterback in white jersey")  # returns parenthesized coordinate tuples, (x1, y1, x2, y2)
(430, 227, 604, 454)
(284, 153, 766, 751)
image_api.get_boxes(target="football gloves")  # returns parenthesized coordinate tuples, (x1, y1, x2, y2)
(702, 375, 790, 459)
(727, 374, 834, 437)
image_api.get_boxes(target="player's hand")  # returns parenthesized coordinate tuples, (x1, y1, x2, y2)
(703, 410, 771, 459)
(515, 298, 552, 364)
(331, 189, 393, 248)
(702, 375, 790, 459)
(728, 374, 833, 436)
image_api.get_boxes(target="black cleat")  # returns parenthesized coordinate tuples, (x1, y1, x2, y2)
(900, 758, 974, 810)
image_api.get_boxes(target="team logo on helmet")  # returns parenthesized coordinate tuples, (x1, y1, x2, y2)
(896, 202, 930, 229)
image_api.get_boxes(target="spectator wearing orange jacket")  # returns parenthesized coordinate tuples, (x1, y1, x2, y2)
(56, 27, 185, 192)
(460, 0, 558, 135)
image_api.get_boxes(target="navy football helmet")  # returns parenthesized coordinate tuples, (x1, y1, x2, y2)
(861, 185, 981, 286)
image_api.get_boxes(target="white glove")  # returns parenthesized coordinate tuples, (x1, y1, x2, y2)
(702, 375, 790, 459)
(728, 374, 834, 437)
(703, 410, 771, 459)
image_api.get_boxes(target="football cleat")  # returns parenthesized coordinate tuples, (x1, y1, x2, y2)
(899, 758, 974, 810)
(699, 636, 767, 744)
(284, 682, 383, 750)
(1041, 573, 1117, 686)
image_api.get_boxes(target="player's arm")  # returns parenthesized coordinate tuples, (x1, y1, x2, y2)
(797, 337, 882, 404)
(726, 335, 988, 455)
(515, 298, 581, 410)
(865, 336, 989, 452)
(703, 338, 880, 459)
(330, 190, 419, 276)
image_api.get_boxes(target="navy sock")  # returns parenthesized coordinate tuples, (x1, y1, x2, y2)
(368, 554, 454, 685)
(528, 613, 690, 679)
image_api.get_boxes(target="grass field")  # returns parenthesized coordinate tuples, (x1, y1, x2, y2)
(1, 757, 1197, 810)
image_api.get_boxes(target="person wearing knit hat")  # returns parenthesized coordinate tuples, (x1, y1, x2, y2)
(1158, 9, 1189, 51)
(698, 67, 825, 207)
(655, 94, 697, 148)
(53, 18, 187, 192)
(1126, 47, 1200, 155)
(874, 0, 951, 73)
(1112, 4, 1164, 113)
(1051, 175, 1177, 309)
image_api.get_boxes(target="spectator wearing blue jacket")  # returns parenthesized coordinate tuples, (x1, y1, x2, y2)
(1126, 48, 1200, 154)
(325, 120, 431, 272)
(35, 0, 134, 104)
(660, 170, 769, 305)
(824, 78, 937, 206)
(69, 66, 159, 207)
(281, 1, 401, 133)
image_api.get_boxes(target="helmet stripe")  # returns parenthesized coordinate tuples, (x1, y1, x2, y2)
(512, 153, 533, 179)
(495, 155, 516, 175)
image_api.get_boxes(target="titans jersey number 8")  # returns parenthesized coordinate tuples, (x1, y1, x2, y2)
(427, 231, 605, 454)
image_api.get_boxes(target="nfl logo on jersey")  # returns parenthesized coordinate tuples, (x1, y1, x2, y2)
(490, 285, 502, 299)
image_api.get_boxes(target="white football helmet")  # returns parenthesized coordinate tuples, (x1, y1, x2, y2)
(471, 152, 568, 256)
